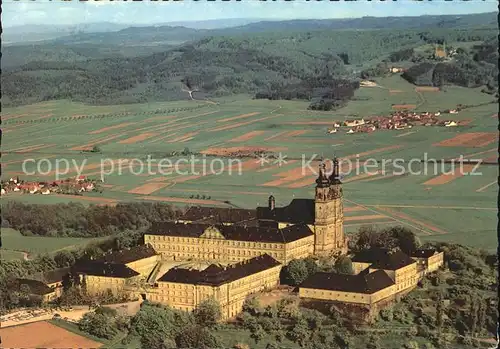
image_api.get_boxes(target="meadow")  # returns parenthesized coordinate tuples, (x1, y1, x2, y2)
(2, 75, 498, 250)
(0, 228, 106, 260)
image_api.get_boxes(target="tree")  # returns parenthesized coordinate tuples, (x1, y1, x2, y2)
(78, 312, 118, 339)
(242, 296, 261, 316)
(95, 306, 118, 317)
(382, 226, 420, 254)
(176, 325, 221, 349)
(303, 257, 319, 275)
(334, 256, 354, 275)
(406, 326, 418, 338)
(287, 318, 311, 346)
(328, 305, 342, 326)
(477, 298, 486, 336)
(54, 250, 75, 268)
(193, 296, 222, 327)
(285, 259, 309, 286)
(380, 308, 393, 322)
(91, 145, 101, 153)
(250, 324, 266, 343)
(130, 304, 190, 349)
(265, 343, 280, 349)
(366, 334, 381, 349)
(403, 341, 420, 349)
(239, 311, 259, 330)
(301, 308, 327, 331)
(353, 225, 378, 251)
(263, 304, 278, 318)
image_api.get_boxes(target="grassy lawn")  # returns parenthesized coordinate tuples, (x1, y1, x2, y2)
(0, 228, 107, 257)
(49, 318, 127, 348)
(0, 249, 25, 261)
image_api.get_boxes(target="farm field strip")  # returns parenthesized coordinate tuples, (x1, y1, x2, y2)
(483, 155, 497, 163)
(344, 199, 433, 236)
(362, 204, 497, 211)
(217, 112, 261, 123)
(70, 134, 125, 151)
(88, 122, 138, 134)
(434, 132, 498, 148)
(200, 146, 286, 156)
(415, 87, 440, 92)
(173, 109, 221, 123)
(166, 188, 270, 196)
(149, 132, 179, 144)
(144, 115, 177, 122)
(343, 171, 380, 183)
(460, 147, 498, 159)
(422, 164, 476, 186)
(0, 320, 103, 348)
(49, 194, 118, 204)
(354, 173, 409, 183)
(265, 156, 369, 188)
(228, 131, 267, 142)
(394, 131, 416, 138)
(4, 143, 56, 153)
(208, 115, 281, 132)
(8, 118, 99, 140)
(376, 206, 447, 235)
(256, 160, 299, 173)
(344, 215, 393, 222)
(118, 133, 159, 144)
(167, 132, 199, 143)
(344, 221, 395, 229)
(139, 195, 228, 206)
(128, 182, 172, 195)
(392, 104, 417, 110)
(476, 180, 497, 193)
(264, 131, 289, 141)
(40, 159, 130, 177)
(282, 121, 334, 125)
(344, 206, 367, 212)
(128, 120, 178, 134)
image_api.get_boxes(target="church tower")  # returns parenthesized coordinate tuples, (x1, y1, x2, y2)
(314, 158, 346, 255)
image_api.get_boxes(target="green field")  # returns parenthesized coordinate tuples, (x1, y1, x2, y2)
(0, 228, 105, 260)
(2, 75, 497, 250)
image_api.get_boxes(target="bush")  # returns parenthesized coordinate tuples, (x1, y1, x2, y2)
(78, 312, 118, 339)
(242, 296, 261, 316)
(193, 297, 222, 327)
(380, 308, 393, 322)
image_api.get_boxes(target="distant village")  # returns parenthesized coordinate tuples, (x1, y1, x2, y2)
(1, 176, 101, 196)
(328, 108, 461, 135)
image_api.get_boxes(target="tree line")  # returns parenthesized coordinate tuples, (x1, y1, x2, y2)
(2, 201, 183, 237)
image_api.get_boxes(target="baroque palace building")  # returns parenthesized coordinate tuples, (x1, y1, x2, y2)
(16, 160, 443, 319)
(144, 159, 348, 263)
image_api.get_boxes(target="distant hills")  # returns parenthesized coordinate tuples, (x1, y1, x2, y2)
(2, 22, 131, 44)
(4, 12, 497, 46)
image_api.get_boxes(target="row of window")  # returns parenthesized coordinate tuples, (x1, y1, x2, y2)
(148, 235, 285, 249)
(302, 289, 367, 300)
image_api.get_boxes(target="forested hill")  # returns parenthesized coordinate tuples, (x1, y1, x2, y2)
(40, 12, 498, 47)
(2, 25, 498, 107)
(227, 12, 498, 32)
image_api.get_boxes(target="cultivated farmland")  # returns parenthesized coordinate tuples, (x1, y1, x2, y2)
(0, 320, 103, 348)
(2, 75, 498, 250)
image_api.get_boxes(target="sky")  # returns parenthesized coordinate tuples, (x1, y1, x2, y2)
(3, 0, 498, 28)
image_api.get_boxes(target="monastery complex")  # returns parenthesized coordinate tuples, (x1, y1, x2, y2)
(17, 160, 444, 320)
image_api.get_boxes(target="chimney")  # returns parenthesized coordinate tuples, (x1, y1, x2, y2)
(268, 195, 275, 211)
